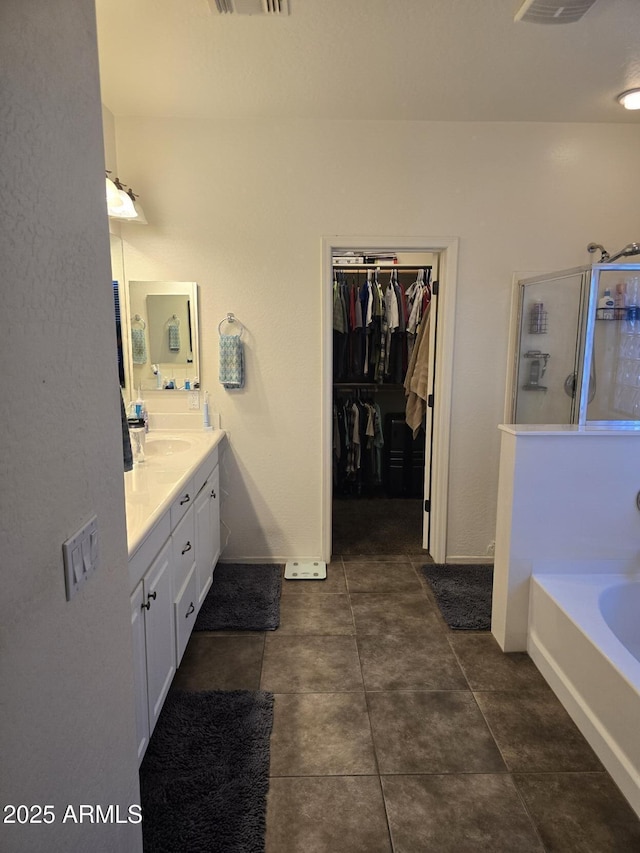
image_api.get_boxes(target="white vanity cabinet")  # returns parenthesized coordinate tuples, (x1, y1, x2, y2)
(130, 539, 176, 762)
(126, 432, 225, 764)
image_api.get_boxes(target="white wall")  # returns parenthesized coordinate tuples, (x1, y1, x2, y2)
(0, 3, 141, 851)
(114, 117, 640, 561)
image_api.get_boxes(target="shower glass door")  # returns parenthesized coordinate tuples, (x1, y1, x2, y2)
(512, 269, 589, 424)
(585, 265, 640, 425)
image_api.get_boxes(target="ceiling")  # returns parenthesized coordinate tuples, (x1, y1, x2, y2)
(95, 0, 640, 122)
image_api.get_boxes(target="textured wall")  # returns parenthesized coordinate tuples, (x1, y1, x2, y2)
(0, 2, 141, 851)
(114, 117, 640, 560)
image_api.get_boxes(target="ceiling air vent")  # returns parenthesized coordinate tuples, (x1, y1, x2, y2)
(211, 0, 290, 14)
(514, 0, 598, 24)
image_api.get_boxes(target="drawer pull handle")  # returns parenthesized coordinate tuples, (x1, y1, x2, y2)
(181, 541, 192, 555)
(186, 602, 195, 617)
(211, 489, 216, 499)
(179, 494, 191, 506)
(142, 592, 156, 610)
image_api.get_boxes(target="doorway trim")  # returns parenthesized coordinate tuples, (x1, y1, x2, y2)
(321, 235, 459, 563)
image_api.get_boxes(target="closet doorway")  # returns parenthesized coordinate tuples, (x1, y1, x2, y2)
(322, 236, 458, 563)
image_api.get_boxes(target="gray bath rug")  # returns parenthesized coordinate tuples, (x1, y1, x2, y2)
(140, 689, 274, 853)
(194, 563, 282, 631)
(421, 563, 493, 630)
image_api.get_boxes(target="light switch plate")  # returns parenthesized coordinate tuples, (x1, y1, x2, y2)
(63, 515, 99, 601)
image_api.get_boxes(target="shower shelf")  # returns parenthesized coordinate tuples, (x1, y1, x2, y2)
(596, 307, 634, 321)
(522, 384, 548, 392)
(528, 310, 548, 334)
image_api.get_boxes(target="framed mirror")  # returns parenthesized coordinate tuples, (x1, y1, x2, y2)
(125, 280, 200, 394)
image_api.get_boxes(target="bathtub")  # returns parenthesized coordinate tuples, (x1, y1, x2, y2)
(528, 573, 640, 818)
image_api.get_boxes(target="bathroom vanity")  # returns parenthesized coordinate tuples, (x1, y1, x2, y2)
(124, 428, 226, 762)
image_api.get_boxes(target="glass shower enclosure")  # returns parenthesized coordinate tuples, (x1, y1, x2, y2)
(510, 264, 640, 426)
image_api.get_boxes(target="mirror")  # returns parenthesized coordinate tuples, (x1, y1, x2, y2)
(126, 281, 200, 393)
(110, 235, 126, 389)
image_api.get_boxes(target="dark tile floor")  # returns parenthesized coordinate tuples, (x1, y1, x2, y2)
(173, 557, 640, 853)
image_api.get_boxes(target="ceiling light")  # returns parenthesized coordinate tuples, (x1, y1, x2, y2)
(617, 89, 640, 110)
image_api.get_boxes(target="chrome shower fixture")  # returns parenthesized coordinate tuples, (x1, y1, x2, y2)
(587, 242, 610, 262)
(587, 242, 640, 263)
(607, 243, 640, 263)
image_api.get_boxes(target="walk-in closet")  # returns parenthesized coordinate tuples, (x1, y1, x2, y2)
(331, 250, 438, 556)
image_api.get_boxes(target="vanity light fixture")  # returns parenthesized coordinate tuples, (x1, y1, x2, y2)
(617, 88, 640, 110)
(105, 172, 147, 223)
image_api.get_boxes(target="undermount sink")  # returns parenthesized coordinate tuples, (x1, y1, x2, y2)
(145, 438, 193, 456)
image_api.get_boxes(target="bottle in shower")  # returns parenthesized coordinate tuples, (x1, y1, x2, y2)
(528, 359, 540, 386)
(598, 289, 615, 319)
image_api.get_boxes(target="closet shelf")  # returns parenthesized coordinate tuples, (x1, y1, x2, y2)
(334, 382, 405, 390)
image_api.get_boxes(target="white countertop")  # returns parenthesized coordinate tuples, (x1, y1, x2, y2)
(498, 423, 640, 436)
(124, 429, 226, 557)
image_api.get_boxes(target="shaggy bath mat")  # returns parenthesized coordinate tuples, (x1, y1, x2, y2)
(140, 689, 274, 853)
(194, 563, 282, 631)
(421, 563, 493, 630)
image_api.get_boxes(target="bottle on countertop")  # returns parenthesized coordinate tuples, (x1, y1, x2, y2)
(135, 387, 149, 432)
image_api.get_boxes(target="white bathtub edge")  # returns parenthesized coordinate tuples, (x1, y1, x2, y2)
(528, 625, 640, 819)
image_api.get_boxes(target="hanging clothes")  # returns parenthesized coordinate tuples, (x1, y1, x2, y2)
(404, 302, 432, 437)
(332, 392, 385, 495)
(332, 266, 428, 385)
(332, 264, 431, 501)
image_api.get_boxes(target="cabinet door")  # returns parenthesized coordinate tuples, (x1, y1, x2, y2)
(195, 481, 214, 609)
(172, 506, 195, 595)
(210, 464, 221, 569)
(130, 582, 150, 763)
(175, 564, 198, 665)
(144, 540, 176, 735)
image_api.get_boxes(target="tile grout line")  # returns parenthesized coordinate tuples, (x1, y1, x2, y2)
(347, 572, 396, 852)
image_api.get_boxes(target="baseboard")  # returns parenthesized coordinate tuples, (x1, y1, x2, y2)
(443, 555, 494, 565)
(218, 556, 317, 565)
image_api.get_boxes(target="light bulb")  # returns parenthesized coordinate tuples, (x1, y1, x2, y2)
(617, 89, 640, 110)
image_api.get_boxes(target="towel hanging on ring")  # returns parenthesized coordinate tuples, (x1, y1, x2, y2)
(131, 328, 147, 364)
(219, 334, 244, 389)
(167, 316, 181, 352)
(218, 314, 245, 389)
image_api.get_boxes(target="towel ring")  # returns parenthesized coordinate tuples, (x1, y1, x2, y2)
(218, 312, 244, 337)
(166, 315, 180, 327)
(133, 314, 146, 329)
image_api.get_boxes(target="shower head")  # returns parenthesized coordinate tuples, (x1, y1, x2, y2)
(587, 242, 610, 262)
(606, 242, 640, 263)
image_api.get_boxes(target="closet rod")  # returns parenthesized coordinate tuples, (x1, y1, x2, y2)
(333, 264, 432, 271)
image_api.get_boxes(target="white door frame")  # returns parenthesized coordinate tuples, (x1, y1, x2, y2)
(321, 235, 459, 563)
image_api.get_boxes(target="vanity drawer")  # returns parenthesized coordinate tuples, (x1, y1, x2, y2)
(170, 476, 195, 528)
(172, 508, 195, 594)
(175, 564, 198, 665)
